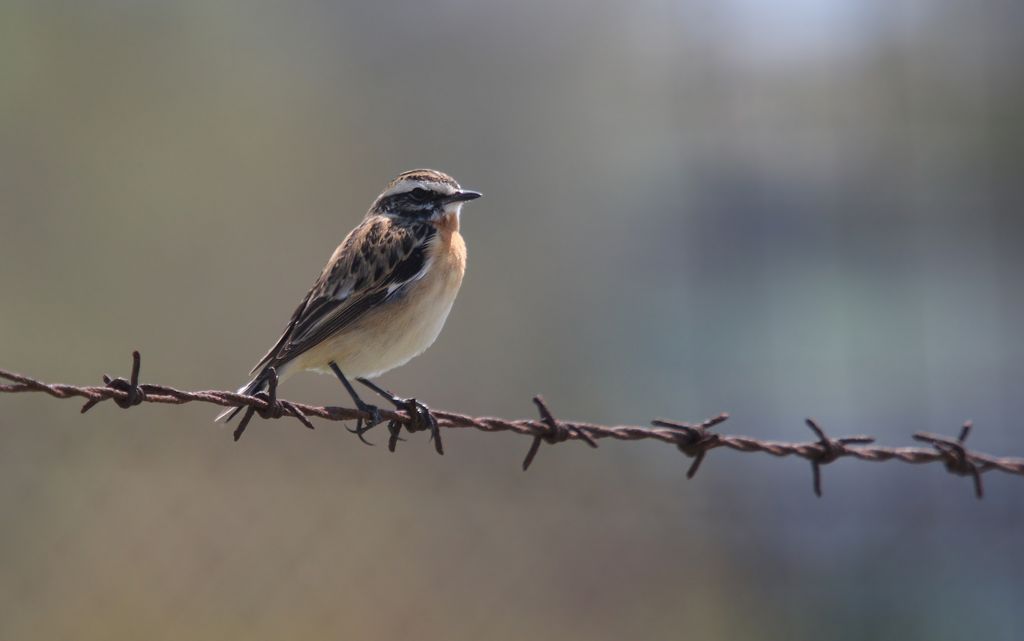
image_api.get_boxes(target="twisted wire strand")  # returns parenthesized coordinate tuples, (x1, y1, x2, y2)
(2, 351, 1021, 498)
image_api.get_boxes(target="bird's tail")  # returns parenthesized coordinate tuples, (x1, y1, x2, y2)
(214, 370, 271, 423)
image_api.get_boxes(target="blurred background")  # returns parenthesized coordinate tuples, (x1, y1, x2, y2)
(1, 1, 1022, 639)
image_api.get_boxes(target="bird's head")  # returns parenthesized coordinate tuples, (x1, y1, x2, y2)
(370, 169, 481, 223)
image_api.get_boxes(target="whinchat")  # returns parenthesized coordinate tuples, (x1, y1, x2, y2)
(216, 169, 481, 451)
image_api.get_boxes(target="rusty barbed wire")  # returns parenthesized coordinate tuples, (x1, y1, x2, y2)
(2, 351, 1022, 498)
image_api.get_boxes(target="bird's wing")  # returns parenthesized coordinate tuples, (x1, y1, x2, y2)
(248, 216, 436, 376)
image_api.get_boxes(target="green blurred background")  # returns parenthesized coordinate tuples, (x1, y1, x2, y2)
(2, 1, 1022, 639)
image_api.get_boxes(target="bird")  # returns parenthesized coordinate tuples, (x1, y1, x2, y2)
(215, 169, 481, 451)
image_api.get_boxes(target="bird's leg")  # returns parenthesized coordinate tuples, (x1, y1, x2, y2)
(356, 378, 443, 455)
(328, 361, 382, 445)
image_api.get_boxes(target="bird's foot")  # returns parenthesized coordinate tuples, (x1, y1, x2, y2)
(346, 399, 384, 446)
(356, 378, 443, 455)
(328, 361, 385, 446)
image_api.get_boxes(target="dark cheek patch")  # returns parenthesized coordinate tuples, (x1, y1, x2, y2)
(379, 194, 441, 219)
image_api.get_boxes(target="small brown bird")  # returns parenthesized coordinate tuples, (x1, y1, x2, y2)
(216, 169, 481, 450)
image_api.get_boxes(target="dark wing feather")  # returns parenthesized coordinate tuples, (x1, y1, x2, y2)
(248, 217, 435, 376)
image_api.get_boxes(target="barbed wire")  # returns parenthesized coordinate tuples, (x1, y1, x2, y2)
(2, 351, 1022, 498)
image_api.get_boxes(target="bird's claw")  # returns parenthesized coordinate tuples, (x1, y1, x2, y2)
(346, 401, 383, 446)
(401, 397, 442, 453)
(356, 378, 443, 455)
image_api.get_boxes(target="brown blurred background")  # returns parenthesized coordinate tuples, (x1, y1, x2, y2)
(1, 1, 1023, 639)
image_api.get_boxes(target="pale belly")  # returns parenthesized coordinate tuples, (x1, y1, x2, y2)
(285, 235, 465, 379)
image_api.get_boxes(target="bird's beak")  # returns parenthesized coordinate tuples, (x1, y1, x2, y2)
(445, 190, 482, 203)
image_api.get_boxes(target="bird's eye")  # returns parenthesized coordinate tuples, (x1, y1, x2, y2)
(409, 188, 431, 203)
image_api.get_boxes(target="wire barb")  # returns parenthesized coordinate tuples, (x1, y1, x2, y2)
(803, 418, 876, 497)
(521, 396, 598, 471)
(914, 422, 984, 498)
(81, 350, 146, 413)
(652, 414, 728, 479)
(232, 367, 315, 442)
(1, 351, 1023, 497)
